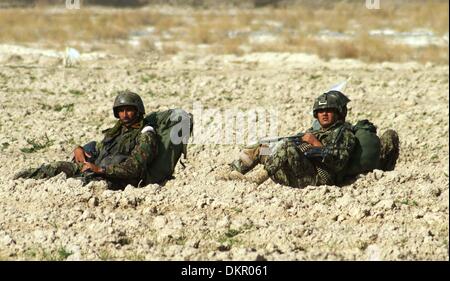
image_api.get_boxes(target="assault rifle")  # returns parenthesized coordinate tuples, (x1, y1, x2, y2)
(257, 133, 330, 160)
(303, 146, 331, 160)
(258, 133, 305, 146)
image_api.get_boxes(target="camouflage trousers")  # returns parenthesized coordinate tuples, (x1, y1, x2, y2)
(14, 161, 129, 189)
(231, 141, 330, 188)
(230, 129, 400, 188)
(12, 161, 105, 187)
(13, 161, 83, 180)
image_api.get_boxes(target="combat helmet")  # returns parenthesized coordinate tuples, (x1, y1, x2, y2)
(113, 90, 145, 118)
(313, 90, 350, 119)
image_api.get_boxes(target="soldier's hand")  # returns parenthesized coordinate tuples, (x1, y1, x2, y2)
(302, 133, 322, 147)
(73, 146, 89, 163)
(81, 162, 104, 174)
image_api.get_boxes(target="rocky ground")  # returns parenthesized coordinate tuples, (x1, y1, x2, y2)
(0, 45, 448, 260)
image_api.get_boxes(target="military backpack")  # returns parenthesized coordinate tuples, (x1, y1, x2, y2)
(144, 109, 193, 184)
(345, 119, 381, 176)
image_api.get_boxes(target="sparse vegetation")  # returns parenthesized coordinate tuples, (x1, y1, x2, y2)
(39, 103, 74, 112)
(231, 207, 243, 213)
(161, 43, 181, 55)
(125, 252, 145, 260)
(40, 89, 56, 95)
(24, 246, 72, 261)
(53, 103, 74, 112)
(20, 134, 54, 153)
(398, 199, 419, 207)
(218, 228, 241, 246)
(69, 90, 84, 96)
(56, 247, 73, 260)
(1, 142, 9, 151)
(217, 224, 255, 247)
(224, 228, 241, 238)
(98, 249, 114, 260)
(173, 235, 187, 246)
(140, 74, 157, 83)
(24, 248, 38, 259)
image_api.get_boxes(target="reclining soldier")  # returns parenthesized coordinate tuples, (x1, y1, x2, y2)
(14, 90, 158, 189)
(221, 91, 399, 188)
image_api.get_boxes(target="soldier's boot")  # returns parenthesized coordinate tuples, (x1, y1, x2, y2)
(230, 145, 262, 174)
(13, 161, 80, 180)
(229, 159, 253, 174)
(216, 145, 262, 181)
(215, 165, 247, 181)
(13, 167, 41, 179)
(244, 166, 269, 185)
(378, 129, 400, 171)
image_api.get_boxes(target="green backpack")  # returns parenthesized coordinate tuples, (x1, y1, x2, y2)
(143, 109, 193, 184)
(345, 119, 381, 176)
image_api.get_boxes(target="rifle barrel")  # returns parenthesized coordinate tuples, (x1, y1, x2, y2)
(259, 133, 304, 144)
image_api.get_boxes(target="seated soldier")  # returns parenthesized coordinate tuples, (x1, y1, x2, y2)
(14, 90, 158, 189)
(220, 91, 399, 187)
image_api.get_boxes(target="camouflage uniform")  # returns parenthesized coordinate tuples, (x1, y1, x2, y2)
(14, 161, 83, 180)
(14, 119, 158, 188)
(232, 120, 356, 188)
(229, 90, 361, 188)
(229, 89, 400, 187)
(14, 91, 158, 189)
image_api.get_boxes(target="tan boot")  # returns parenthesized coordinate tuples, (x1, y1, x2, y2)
(229, 170, 246, 181)
(244, 166, 269, 185)
(215, 165, 246, 181)
(229, 145, 262, 174)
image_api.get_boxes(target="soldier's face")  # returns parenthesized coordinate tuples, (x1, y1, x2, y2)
(117, 105, 138, 124)
(317, 108, 336, 129)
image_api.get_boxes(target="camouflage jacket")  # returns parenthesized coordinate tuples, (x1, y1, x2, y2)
(92, 120, 158, 187)
(304, 120, 356, 182)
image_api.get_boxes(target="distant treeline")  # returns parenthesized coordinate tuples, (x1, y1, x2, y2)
(0, 0, 444, 8)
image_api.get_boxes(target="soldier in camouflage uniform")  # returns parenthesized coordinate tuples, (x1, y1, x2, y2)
(14, 91, 158, 189)
(223, 90, 400, 188)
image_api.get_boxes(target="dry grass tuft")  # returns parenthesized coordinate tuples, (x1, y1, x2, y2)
(0, 8, 159, 45)
(161, 43, 180, 55)
(211, 37, 246, 55)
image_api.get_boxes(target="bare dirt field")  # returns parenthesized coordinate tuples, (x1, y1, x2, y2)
(0, 4, 448, 261)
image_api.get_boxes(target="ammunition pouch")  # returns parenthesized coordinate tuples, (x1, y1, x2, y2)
(304, 147, 330, 160)
(98, 154, 128, 167)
